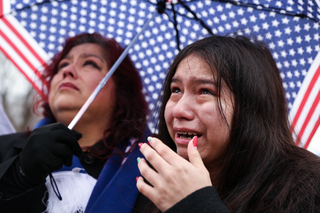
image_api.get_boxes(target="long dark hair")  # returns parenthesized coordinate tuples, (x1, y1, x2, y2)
(155, 35, 320, 212)
(37, 32, 149, 158)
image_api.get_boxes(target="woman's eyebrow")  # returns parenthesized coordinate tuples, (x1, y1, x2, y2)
(171, 77, 181, 83)
(81, 53, 104, 62)
(192, 78, 217, 86)
(171, 77, 217, 86)
(62, 53, 104, 63)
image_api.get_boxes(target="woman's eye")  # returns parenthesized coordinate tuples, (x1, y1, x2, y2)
(84, 60, 100, 69)
(171, 87, 181, 93)
(200, 89, 214, 95)
(58, 62, 69, 70)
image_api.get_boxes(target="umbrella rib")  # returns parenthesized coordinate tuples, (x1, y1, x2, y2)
(178, 1, 214, 35)
(170, 2, 181, 51)
(212, 0, 317, 22)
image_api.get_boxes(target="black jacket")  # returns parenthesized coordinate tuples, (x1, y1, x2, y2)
(133, 187, 231, 213)
(0, 132, 106, 213)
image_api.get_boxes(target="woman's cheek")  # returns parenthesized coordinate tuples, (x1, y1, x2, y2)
(164, 101, 175, 138)
(164, 101, 173, 124)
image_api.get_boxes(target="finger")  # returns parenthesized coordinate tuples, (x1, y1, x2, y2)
(50, 123, 82, 155)
(139, 142, 171, 174)
(54, 130, 82, 156)
(147, 137, 185, 166)
(71, 130, 82, 140)
(137, 158, 159, 188)
(187, 136, 206, 169)
(39, 149, 65, 171)
(136, 176, 157, 202)
(46, 142, 74, 167)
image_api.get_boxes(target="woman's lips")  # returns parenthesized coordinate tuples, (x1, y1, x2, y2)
(175, 135, 192, 145)
(58, 82, 79, 90)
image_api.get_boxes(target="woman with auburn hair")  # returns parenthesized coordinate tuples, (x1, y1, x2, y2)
(134, 35, 320, 213)
(0, 32, 149, 213)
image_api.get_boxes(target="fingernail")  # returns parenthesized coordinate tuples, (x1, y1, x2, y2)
(137, 157, 141, 163)
(147, 136, 154, 146)
(193, 136, 198, 148)
(138, 143, 143, 149)
(136, 177, 139, 182)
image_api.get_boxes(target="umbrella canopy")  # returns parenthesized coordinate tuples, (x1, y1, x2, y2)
(0, 0, 320, 151)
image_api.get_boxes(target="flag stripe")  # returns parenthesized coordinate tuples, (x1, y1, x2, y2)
(298, 89, 320, 146)
(0, 38, 43, 96)
(0, 0, 49, 98)
(2, 17, 45, 80)
(292, 65, 320, 134)
(0, 24, 41, 77)
(3, 15, 49, 68)
(301, 97, 320, 148)
(304, 116, 320, 149)
(295, 72, 320, 147)
(290, 51, 320, 147)
(0, 1, 2, 17)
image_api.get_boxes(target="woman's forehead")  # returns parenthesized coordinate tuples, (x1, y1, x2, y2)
(66, 43, 104, 57)
(174, 54, 216, 79)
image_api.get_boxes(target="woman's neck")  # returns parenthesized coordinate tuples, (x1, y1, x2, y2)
(67, 120, 108, 150)
(56, 110, 110, 150)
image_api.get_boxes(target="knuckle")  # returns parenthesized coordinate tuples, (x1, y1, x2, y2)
(137, 183, 145, 193)
(139, 163, 149, 177)
(163, 169, 179, 183)
(163, 169, 174, 180)
(143, 150, 156, 161)
(156, 146, 168, 157)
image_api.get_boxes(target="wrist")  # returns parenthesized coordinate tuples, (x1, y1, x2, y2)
(18, 157, 44, 187)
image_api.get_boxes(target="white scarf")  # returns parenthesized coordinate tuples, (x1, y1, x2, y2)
(44, 168, 97, 213)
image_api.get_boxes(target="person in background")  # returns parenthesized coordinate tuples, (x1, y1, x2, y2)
(134, 35, 320, 213)
(0, 32, 149, 213)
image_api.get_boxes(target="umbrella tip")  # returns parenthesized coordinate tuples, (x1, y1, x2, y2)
(157, 0, 167, 14)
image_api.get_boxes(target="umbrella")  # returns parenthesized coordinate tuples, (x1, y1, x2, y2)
(0, 0, 320, 152)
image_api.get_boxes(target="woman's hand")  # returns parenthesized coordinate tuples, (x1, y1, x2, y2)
(19, 123, 82, 186)
(136, 136, 212, 212)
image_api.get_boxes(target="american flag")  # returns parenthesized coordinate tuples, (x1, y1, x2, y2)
(0, 0, 319, 152)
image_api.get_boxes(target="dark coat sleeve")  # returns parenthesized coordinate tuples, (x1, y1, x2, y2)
(133, 186, 230, 213)
(0, 133, 27, 179)
(165, 186, 230, 213)
(0, 132, 48, 213)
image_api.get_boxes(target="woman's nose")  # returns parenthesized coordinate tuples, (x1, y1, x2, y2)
(62, 64, 77, 79)
(171, 95, 194, 120)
